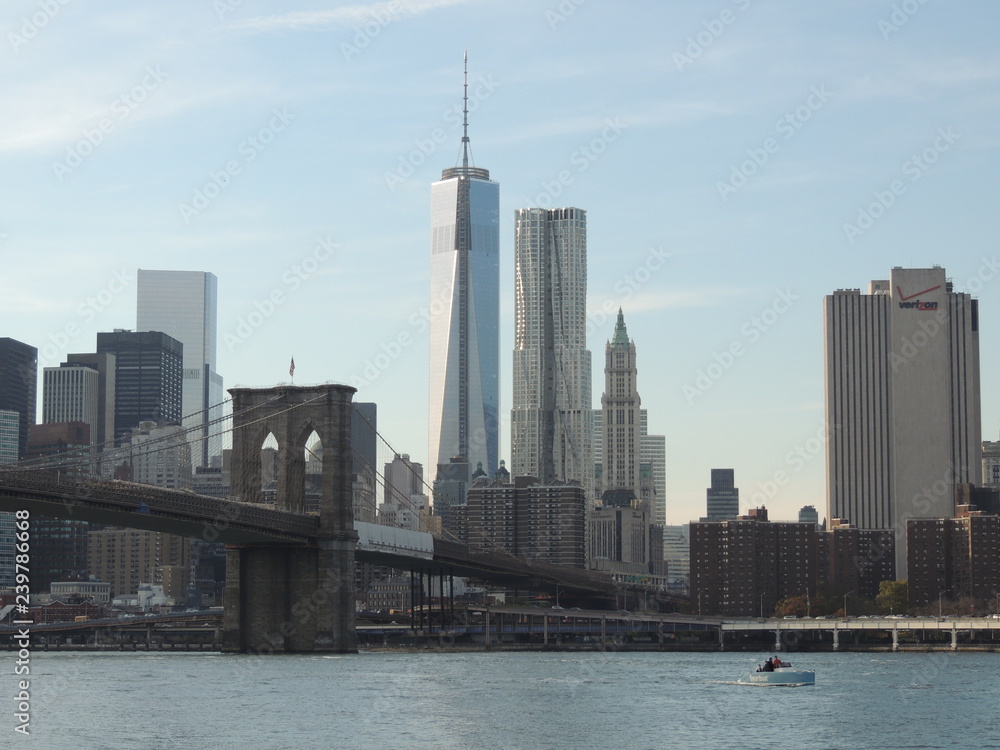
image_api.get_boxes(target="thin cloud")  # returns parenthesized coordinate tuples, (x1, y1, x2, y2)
(233, 0, 477, 33)
(589, 286, 746, 316)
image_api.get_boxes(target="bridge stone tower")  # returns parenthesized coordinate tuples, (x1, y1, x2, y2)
(223, 384, 358, 653)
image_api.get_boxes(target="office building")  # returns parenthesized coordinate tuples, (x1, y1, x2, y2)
(26, 422, 92, 472)
(0, 407, 19, 590)
(43, 363, 100, 441)
(510, 206, 591, 486)
(596, 310, 643, 498)
(706, 468, 739, 521)
(588, 493, 666, 579)
(428, 56, 500, 484)
(379, 454, 429, 531)
(663, 525, 691, 591)
(824, 266, 981, 577)
(799, 505, 820, 527)
(96, 330, 183, 444)
(137, 270, 223, 467)
(0, 410, 17, 464)
(383, 453, 424, 507)
(23, 423, 92, 593)
(0, 337, 37, 459)
(88, 528, 190, 599)
(594, 409, 665, 515)
(352, 402, 377, 477)
(112, 421, 193, 490)
(982, 440, 1000, 487)
(640, 411, 667, 525)
(65, 352, 116, 451)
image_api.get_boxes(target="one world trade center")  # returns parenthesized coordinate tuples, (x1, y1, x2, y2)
(428, 54, 499, 484)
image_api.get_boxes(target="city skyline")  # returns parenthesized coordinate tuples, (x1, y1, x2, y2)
(3, 2, 1000, 524)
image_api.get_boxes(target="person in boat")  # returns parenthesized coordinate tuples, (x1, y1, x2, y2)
(761, 657, 774, 672)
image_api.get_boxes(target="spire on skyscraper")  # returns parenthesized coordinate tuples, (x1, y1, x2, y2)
(612, 308, 630, 346)
(461, 50, 470, 168)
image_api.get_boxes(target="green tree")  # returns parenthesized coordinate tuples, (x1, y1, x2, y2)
(875, 580, 908, 615)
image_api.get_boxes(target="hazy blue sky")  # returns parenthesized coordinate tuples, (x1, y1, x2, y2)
(3, 0, 999, 524)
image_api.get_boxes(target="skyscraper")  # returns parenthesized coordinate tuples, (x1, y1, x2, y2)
(43, 363, 100, 432)
(599, 310, 642, 496)
(428, 55, 500, 485)
(706, 468, 739, 521)
(0, 410, 18, 464)
(0, 337, 37, 459)
(824, 266, 981, 577)
(136, 270, 223, 467)
(510, 207, 591, 485)
(64, 352, 116, 452)
(640, 410, 667, 525)
(96, 330, 183, 444)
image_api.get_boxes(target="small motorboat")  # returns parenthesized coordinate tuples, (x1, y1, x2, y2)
(738, 662, 815, 687)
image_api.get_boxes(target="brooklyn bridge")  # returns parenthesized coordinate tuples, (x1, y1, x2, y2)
(0, 383, 658, 654)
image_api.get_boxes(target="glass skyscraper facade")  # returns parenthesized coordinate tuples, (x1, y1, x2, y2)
(0, 409, 18, 464)
(510, 207, 592, 486)
(137, 270, 223, 467)
(96, 330, 183, 444)
(0, 337, 37, 459)
(427, 62, 499, 484)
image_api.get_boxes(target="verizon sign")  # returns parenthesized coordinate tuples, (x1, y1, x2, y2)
(897, 284, 941, 311)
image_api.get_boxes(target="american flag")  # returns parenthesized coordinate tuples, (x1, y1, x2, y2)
(289, 357, 295, 378)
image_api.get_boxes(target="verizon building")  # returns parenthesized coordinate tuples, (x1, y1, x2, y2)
(824, 266, 981, 578)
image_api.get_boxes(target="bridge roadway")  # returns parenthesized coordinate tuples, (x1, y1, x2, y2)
(724, 616, 1000, 650)
(0, 469, 618, 598)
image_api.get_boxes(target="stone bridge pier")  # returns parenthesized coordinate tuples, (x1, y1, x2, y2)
(222, 384, 358, 653)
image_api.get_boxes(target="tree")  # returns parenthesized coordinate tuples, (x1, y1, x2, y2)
(875, 580, 908, 615)
(775, 594, 808, 618)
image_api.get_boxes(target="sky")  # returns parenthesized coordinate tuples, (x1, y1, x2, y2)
(2, 0, 1000, 526)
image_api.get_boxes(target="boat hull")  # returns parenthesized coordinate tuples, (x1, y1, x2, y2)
(737, 668, 815, 687)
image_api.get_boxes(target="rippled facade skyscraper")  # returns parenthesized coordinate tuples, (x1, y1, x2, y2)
(510, 207, 591, 486)
(428, 57, 499, 483)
